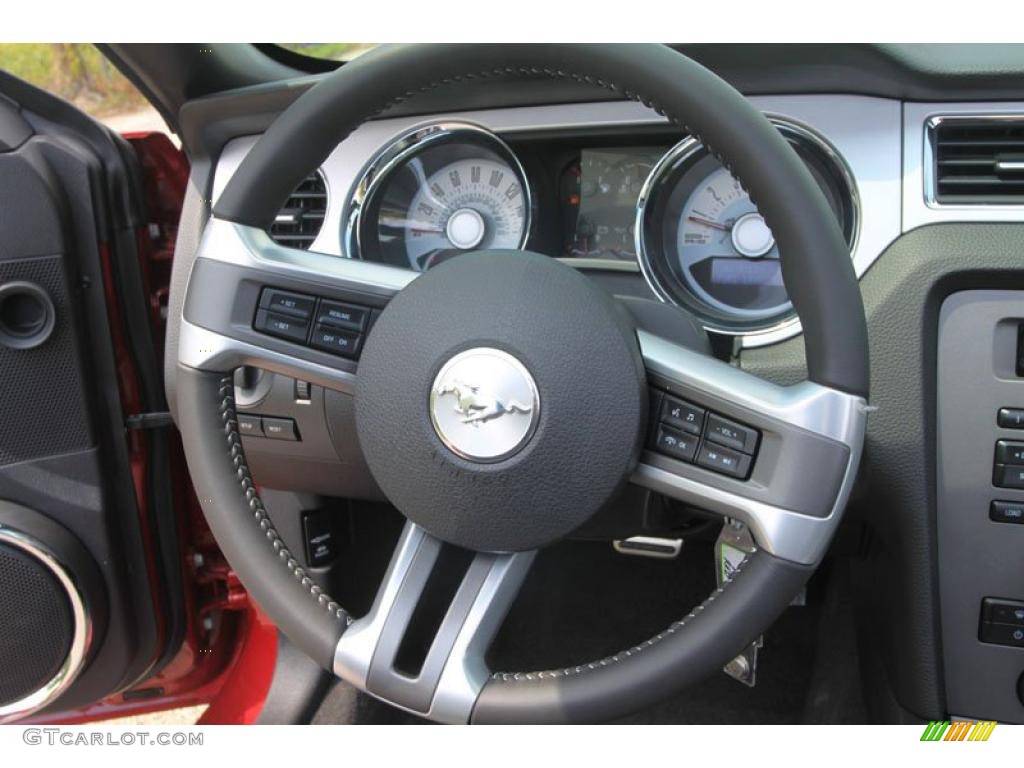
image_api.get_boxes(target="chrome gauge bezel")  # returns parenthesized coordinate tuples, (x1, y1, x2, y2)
(344, 121, 533, 267)
(635, 117, 860, 339)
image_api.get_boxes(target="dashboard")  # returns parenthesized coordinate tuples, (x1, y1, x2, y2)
(211, 96, 902, 348)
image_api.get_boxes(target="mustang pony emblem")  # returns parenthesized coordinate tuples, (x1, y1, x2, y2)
(434, 380, 533, 426)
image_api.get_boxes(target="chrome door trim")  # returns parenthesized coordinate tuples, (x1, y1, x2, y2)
(0, 527, 92, 724)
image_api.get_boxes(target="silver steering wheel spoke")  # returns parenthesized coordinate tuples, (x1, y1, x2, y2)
(333, 522, 535, 724)
(178, 218, 418, 392)
(632, 330, 869, 566)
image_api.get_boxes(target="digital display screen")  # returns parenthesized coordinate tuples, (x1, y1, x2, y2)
(561, 147, 664, 260)
(709, 258, 784, 287)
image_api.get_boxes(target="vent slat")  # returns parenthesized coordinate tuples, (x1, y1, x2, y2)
(940, 176, 1024, 186)
(934, 120, 1024, 204)
(937, 158, 998, 167)
(938, 138, 1024, 148)
(268, 171, 327, 248)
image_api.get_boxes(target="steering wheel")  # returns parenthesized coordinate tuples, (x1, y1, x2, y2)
(174, 44, 869, 723)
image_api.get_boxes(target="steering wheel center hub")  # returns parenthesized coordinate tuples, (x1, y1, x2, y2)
(354, 250, 647, 552)
(429, 347, 540, 463)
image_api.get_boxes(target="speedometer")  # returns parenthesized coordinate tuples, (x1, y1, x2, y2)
(636, 120, 857, 336)
(402, 158, 525, 270)
(347, 123, 530, 270)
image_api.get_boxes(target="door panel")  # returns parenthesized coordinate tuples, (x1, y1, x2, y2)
(0, 71, 169, 719)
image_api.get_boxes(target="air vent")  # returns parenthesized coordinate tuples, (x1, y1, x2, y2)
(932, 119, 1024, 204)
(268, 170, 328, 248)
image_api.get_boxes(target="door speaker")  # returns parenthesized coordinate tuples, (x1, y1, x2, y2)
(0, 502, 100, 723)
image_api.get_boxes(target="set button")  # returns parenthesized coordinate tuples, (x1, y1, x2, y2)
(253, 286, 373, 360)
(260, 288, 315, 319)
(254, 309, 308, 343)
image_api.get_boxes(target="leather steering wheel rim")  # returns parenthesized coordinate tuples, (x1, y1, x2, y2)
(174, 43, 870, 723)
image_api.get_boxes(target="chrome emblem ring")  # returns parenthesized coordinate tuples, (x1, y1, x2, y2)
(429, 347, 540, 463)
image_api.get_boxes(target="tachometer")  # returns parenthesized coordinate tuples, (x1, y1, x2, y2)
(676, 166, 786, 318)
(347, 123, 530, 270)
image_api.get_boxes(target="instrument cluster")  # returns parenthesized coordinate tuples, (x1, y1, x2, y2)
(344, 120, 857, 337)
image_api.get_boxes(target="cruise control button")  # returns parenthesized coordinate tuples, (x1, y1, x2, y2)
(254, 309, 309, 343)
(994, 464, 1024, 489)
(990, 500, 1024, 524)
(654, 425, 698, 462)
(316, 300, 368, 332)
(262, 417, 299, 441)
(998, 408, 1024, 429)
(697, 443, 752, 479)
(237, 414, 263, 436)
(660, 396, 704, 435)
(705, 413, 759, 454)
(310, 325, 362, 358)
(996, 440, 1024, 465)
(259, 288, 315, 319)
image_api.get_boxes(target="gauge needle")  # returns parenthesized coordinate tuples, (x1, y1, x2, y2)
(687, 215, 731, 232)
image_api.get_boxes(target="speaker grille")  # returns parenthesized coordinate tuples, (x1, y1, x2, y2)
(0, 255, 92, 466)
(0, 542, 74, 706)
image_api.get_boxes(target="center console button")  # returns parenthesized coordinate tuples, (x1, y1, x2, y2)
(990, 500, 1024, 524)
(994, 463, 1024, 489)
(982, 598, 1024, 626)
(995, 440, 1024, 465)
(980, 622, 1024, 647)
(999, 408, 1024, 429)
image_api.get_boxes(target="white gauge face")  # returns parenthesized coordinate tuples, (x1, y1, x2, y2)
(676, 166, 789, 320)
(402, 158, 527, 270)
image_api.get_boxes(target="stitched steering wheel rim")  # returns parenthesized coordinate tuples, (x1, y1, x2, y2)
(175, 43, 869, 724)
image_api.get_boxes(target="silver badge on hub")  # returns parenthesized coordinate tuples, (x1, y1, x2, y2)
(429, 347, 539, 463)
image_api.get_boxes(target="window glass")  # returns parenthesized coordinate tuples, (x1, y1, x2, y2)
(0, 44, 171, 137)
(277, 44, 376, 61)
